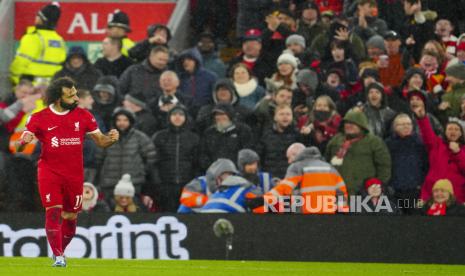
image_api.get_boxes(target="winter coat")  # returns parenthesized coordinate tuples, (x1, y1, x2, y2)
(400, 12, 436, 62)
(133, 109, 159, 137)
(350, 16, 388, 42)
(296, 20, 327, 49)
(196, 79, 255, 133)
(260, 24, 294, 72)
(310, 28, 366, 63)
(151, 106, 200, 187)
(95, 110, 156, 196)
(257, 124, 302, 179)
(199, 50, 227, 78)
(385, 133, 428, 192)
(325, 111, 392, 194)
(149, 92, 193, 130)
(53, 62, 102, 91)
(233, 78, 266, 110)
(94, 55, 133, 78)
(439, 82, 465, 123)
(200, 122, 254, 171)
(176, 49, 217, 110)
(92, 76, 121, 130)
(417, 116, 465, 203)
(119, 59, 165, 102)
(363, 93, 397, 138)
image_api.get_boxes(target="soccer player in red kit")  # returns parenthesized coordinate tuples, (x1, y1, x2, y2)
(17, 77, 119, 267)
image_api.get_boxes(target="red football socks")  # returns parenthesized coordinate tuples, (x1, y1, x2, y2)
(45, 208, 63, 256)
(62, 218, 77, 252)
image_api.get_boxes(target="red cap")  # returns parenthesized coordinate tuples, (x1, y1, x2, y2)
(365, 178, 382, 190)
(243, 29, 262, 42)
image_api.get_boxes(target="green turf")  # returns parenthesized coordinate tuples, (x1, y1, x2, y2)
(1, 257, 465, 276)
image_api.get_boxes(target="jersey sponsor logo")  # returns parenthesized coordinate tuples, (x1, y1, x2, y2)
(74, 122, 80, 132)
(47, 126, 58, 131)
(48, 40, 62, 48)
(60, 137, 81, 146)
(51, 136, 59, 147)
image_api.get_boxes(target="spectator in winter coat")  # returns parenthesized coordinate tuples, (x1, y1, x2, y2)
(82, 182, 110, 213)
(95, 108, 156, 207)
(199, 104, 254, 171)
(151, 105, 200, 212)
(407, 90, 443, 137)
(94, 37, 133, 78)
(420, 179, 465, 217)
(361, 82, 397, 138)
(366, 35, 386, 60)
(176, 49, 217, 113)
(285, 34, 319, 69)
(326, 110, 392, 195)
(321, 40, 359, 86)
(385, 113, 428, 214)
(296, 2, 327, 49)
(196, 79, 254, 133)
(229, 29, 274, 86)
(400, 0, 436, 63)
(299, 95, 342, 154)
(149, 71, 193, 131)
(92, 76, 120, 130)
(119, 46, 169, 100)
(123, 94, 158, 137)
(349, 0, 388, 42)
(438, 63, 465, 123)
(177, 158, 237, 213)
(194, 32, 227, 78)
(254, 86, 293, 135)
(265, 52, 299, 92)
(53, 46, 102, 91)
(261, 9, 296, 76)
(412, 104, 465, 204)
(237, 149, 274, 194)
(377, 31, 412, 89)
(257, 105, 302, 179)
(230, 63, 266, 110)
(128, 24, 172, 63)
(311, 17, 366, 63)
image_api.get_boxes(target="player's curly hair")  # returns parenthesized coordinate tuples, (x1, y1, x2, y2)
(45, 77, 76, 106)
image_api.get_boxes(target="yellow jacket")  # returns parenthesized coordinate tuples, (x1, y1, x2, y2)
(121, 37, 135, 57)
(10, 26, 66, 85)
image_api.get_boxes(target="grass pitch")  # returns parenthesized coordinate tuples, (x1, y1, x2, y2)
(1, 257, 465, 276)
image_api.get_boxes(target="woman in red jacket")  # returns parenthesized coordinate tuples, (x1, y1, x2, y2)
(412, 105, 465, 203)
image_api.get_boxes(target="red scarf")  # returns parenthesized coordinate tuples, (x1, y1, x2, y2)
(336, 135, 364, 159)
(427, 203, 447, 216)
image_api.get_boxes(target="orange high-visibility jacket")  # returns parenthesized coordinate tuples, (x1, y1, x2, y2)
(265, 148, 348, 214)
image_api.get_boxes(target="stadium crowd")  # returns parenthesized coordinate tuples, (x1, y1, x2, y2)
(1, 0, 465, 216)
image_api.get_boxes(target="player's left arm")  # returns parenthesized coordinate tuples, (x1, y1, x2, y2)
(88, 129, 119, 148)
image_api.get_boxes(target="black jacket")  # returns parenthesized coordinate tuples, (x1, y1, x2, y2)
(53, 62, 102, 91)
(257, 124, 302, 179)
(119, 59, 165, 102)
(200, 122, 254, 171)
(151, 108, 200, 187)
(94, 55, 133, 78)
(149, 92, 193, 130)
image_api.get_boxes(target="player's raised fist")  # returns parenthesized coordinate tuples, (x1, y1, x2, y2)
(109, 129, 119, 142)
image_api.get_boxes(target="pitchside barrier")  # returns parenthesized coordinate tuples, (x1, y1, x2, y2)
(0, 213, 463, 264)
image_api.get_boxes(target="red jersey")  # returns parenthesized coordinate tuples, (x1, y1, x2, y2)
(24, 105, 99, 180)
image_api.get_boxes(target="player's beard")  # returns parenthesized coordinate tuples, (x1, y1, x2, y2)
(61, 101, 78, 111)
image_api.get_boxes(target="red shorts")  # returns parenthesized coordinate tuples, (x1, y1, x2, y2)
(38, 167, 83, 212)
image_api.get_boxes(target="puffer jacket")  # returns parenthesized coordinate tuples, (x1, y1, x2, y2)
(151, 105, 200, 187)
(95, 108, 156, 195)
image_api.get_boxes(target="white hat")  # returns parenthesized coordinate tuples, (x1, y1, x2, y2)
(277, 52, 299, 69)
(114, 174, 135, 197)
